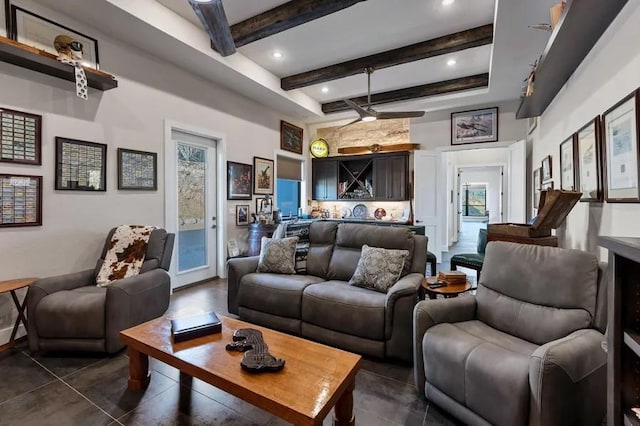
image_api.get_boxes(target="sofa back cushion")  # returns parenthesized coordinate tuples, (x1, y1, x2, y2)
(306, 222, 339, 278)
(327, 224, 414, 282)
(477, 242, 599, 345)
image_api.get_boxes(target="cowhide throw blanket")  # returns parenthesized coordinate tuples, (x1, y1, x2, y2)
(96, 225, 156, 287)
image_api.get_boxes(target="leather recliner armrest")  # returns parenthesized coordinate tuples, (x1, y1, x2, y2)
(227, 256, 259, 314)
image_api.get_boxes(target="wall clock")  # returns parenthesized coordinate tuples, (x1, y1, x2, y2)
(310, 138, 329, 158)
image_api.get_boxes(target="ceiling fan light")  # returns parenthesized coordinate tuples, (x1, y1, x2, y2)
(362, 116, 377, 122)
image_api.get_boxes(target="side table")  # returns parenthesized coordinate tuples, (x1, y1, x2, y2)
(0, 277, 37, 352)
(420, 276, 471, 300)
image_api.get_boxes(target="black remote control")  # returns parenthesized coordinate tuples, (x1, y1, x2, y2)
(429, 281, 448, 289)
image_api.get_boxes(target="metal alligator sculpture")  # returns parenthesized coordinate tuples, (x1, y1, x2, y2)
(225, 328, 285, 373)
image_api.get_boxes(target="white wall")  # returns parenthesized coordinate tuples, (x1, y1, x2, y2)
(531, 1, 640, 256)
(0, 1, 306, 331)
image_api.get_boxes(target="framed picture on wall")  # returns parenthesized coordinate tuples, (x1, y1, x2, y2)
(576, 117, 603, 202)
(0, 173, 42, 227)
(559, 135, 577, 191)
(227, 161, 252, 200)
(602, 91, 640, 202)
(533, 167, 541, 209)
(55, 137, 106, 191)
(0, 107, 42, 165)
(235, 204, 249, 226)
(280, 121, 303, 155)
(451, 107, 499, 145)
(117, 148, 157, 190)
(253, 156, 274, 195)
(541, 155, 552, 183)
(255, 197, 272, 215)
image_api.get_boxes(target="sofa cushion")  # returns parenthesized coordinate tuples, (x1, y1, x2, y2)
(256, 237, 298, 274)
(306, 222, 339, 279)
(238, 273, 324, 319)
(302, 280, 386, 340)
(349, 245, 409, 293)
(36, 287, 106, 338)
(424, 320, 537, 426)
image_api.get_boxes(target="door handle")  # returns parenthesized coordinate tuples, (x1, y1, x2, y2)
(415, 219, 423, 223)
(212, 216, 217, 221)
(211, 224, 217, 229)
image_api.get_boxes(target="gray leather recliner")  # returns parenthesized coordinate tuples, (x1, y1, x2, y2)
(414, 241, 607, 426)
(27, 228, 175, 354)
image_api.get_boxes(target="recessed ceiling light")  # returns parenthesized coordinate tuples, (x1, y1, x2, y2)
(321, 87, 329, 93)
(447, 59, 457, 66)
(442, 0, 455, 5)
(272, 51, 283, 59)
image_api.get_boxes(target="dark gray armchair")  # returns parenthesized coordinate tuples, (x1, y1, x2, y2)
(27, 228, 174, 354)
(414, 241, 607, 426)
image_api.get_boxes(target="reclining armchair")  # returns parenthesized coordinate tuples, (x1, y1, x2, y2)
(414, 241, 607, 426)
(27, 228, 174, 354)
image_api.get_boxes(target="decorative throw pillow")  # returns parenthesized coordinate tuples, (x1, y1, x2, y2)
(96, 225, 156, 287)
(256, 236, 299, 274)
(349, 245, 410, 293)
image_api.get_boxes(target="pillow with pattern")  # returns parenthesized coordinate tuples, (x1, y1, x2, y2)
(349, 245, 409, 293)
(256, 236, 299, 274)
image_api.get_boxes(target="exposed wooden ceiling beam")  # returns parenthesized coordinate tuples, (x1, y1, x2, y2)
(321, 73, 489, 114)
(189, 0, 236, 56)
(282, 24, 493, 90)
(230, 0, 367, 48)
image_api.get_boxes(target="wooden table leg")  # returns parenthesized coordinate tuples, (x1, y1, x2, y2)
(127, 347, 150, 391)
(9, 290, 28, 341)
(428, 292, 437, 300)
(333, 379, 355, 426)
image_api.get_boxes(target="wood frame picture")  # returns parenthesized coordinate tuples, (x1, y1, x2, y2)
(117, 148, 157, 190)
(0, 106, 41, 165)
(541, 155, 553, 183)
(0, 173, 41, 227)
(602, 91, 640, 202)
(280, 120, 303, 155)
(576, 117, 603, 202)
(253, 156, 274, 195)
(55, 137, 106, 191)
(451, 107, 499, 145)
(255, 197, 272, 215)
(10, 5, 100, 69)
(235, 204, 249, 226)
(559, 135, 578, 191)
(227, 161, 252, 200)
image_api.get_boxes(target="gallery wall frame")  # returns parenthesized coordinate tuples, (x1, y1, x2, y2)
(235, 204, 249, 226)
(559, 135, 578, 191)
(55, 137, 106, 191)
(0, 106, 41, 165)
(227, 161, 252, 200)
(576, 116, 603, 202)
(117, 148, 157, 190)
(0, 173, 41, 227)
(280, 120, 303, 155)
(255, 196, 272, 215)
(541, 155, 553, 183)
(253, 156, 274, 195)
(451, 107, 499, 145)
(602, 91, 640, 203)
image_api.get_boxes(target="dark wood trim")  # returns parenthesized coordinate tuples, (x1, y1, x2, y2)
(189, 0, 236, 57)
(230, 0, 366, 48)
(321, 73, 488, 114)
(282, 24, 493, 90)
(4, 0, 10, 37)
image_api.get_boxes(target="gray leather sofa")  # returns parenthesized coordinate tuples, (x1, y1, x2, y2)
(27, 228, 174, 354)
(228, 222, 427, 362)
(414, 241, 607, 426)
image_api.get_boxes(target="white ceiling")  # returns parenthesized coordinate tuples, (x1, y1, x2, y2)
(36, 0, 558, 123)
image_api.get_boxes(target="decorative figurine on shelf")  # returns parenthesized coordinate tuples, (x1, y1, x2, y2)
(54, 35, 88, 100)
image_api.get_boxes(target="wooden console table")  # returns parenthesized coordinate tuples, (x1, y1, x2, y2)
(0, 277, 37, 352)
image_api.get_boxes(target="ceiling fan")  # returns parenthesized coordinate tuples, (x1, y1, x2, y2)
(341, 67, 425, 127)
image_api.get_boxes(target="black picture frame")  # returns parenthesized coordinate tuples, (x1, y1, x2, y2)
(280, 120, 303, 155)
(227, 161, 252, 200)
(0, 173, 42, 227)
(559, 135, 578, 191)
(236, 204, 249, 226)
(0, 106, 42, 165)
(55, 137, 107, 191)
(541, 155, 553, 183)
(451, 107, 499, 145)
(117, 148, 157, 190)
(576, 116, 603, 202)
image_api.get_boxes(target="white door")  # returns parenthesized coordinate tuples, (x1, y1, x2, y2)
(507, 140, 526, 223)
(166, 129, 218, 289)
(414, 150, 446, 260)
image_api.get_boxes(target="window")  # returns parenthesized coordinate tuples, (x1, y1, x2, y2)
(462, 183, 487, 217)
(276, 155, 303, 218)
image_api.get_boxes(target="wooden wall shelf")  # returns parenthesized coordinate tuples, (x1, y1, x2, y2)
(516, 0, 628, 119)
(0, 36, 117, 91)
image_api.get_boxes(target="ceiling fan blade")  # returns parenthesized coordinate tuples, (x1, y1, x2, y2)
(344, 99, 374, 119)
(189, 0, 236, 56)
(376, 111, 425, 119)
(340, 118, 363, 128)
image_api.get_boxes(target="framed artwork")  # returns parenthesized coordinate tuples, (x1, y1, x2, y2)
(10, 5, 99, 69)
(55, 137, 106, 191)
(280, 121, 303, 155)
(577, 117, 603, 202)
(227, 239, 240, 258)
(227, 161, 252, 200)
(255, 197, 272, 215)
(117, 148, 157, 190)
(0, 173, 41, 227)
(253, 156, 274, 195)
(533, 167, 541, 209)
(451, 107, 499, 145)
(559, 135, 577, 191)
(541, 155, 552, 183)
(235, 204, 249, 226)
(602, 92, 640, 202)
(0, 107, 41, 165)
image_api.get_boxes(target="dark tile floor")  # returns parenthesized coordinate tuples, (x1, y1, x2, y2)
(0, 279, 461, 426)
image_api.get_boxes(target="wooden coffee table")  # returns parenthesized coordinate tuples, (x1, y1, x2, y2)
(120, 315, 361, 426)
(421, 276, 472, 300)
